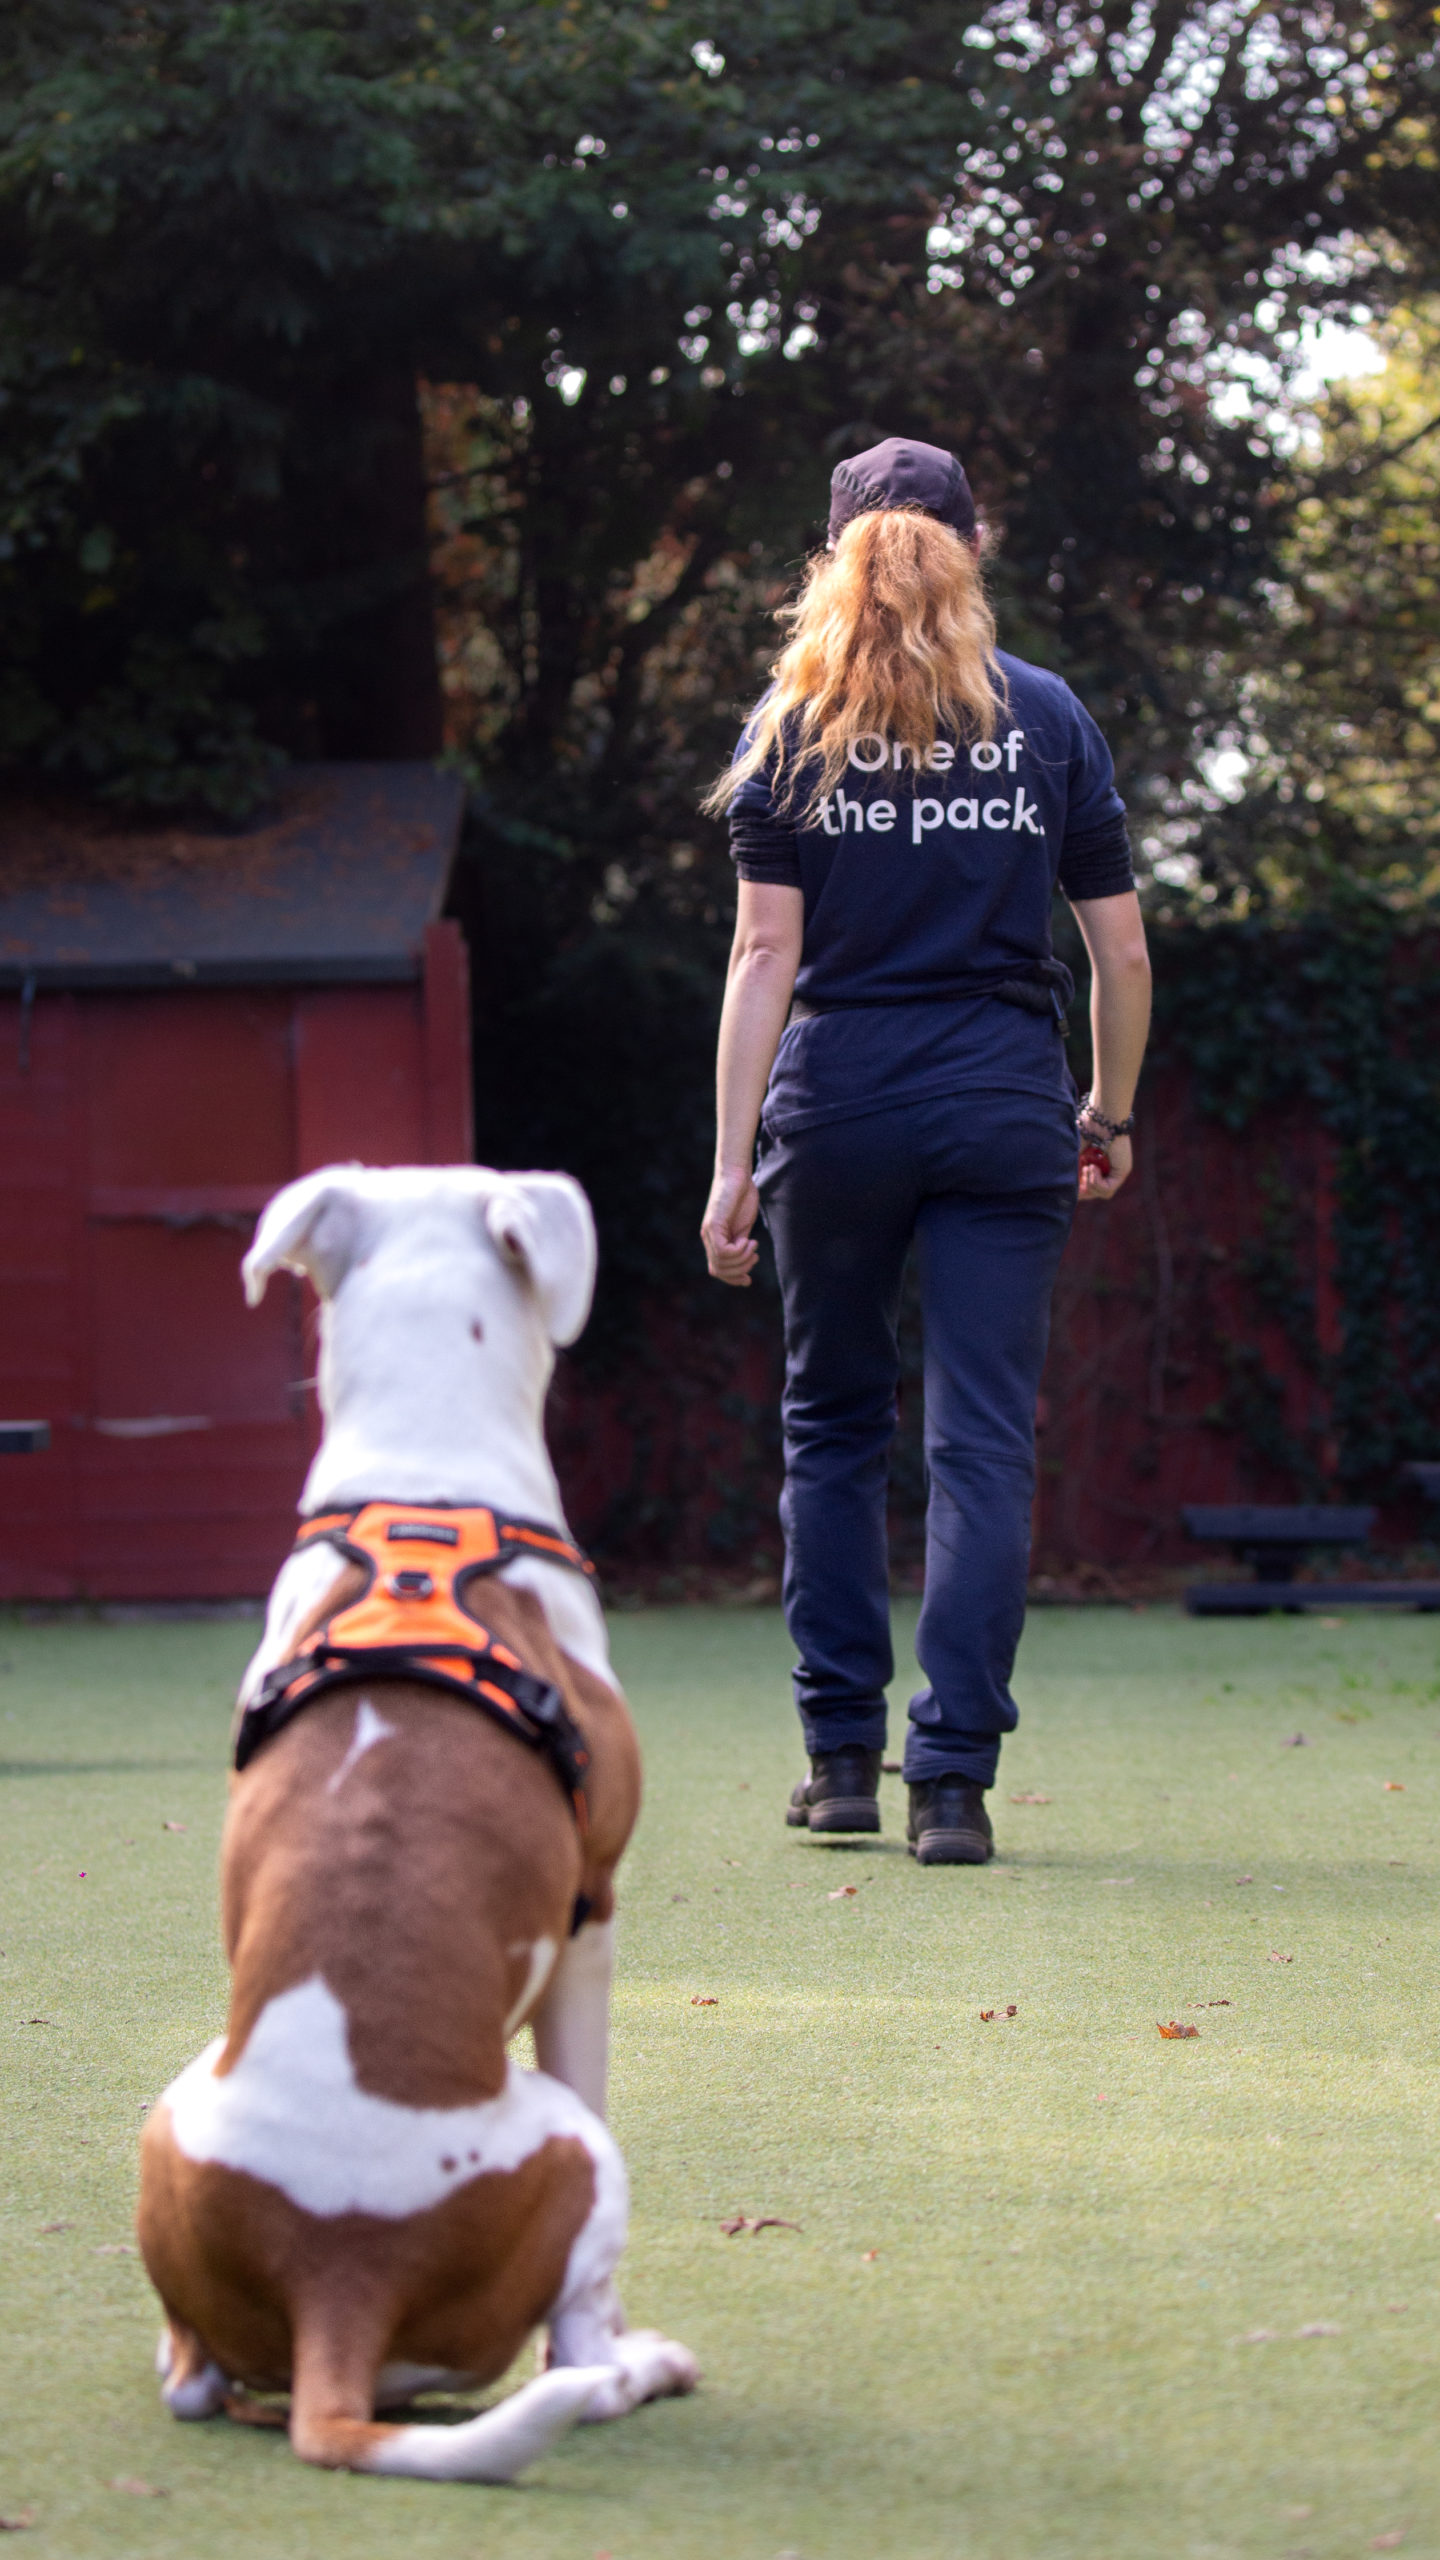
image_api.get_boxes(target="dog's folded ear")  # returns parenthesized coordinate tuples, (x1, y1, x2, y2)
(242, 1169, 368, 1307)
(485, 1174, 597, 1347)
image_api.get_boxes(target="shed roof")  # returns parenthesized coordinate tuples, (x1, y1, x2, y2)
(0, 763, 465, 989)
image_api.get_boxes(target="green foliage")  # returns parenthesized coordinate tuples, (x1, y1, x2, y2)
(1175, 309, 1440, 911)
(4, 0, 1438, 814)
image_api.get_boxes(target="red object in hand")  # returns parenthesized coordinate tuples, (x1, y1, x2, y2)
(1079, 1144, 1111, 1181)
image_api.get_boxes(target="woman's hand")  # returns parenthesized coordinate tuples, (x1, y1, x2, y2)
(1077, 1133, 1132, 1204)
(705, 882, 803, 1287)
(1069, 890, 1150, 1212)
(702, 1165, 761, 1285)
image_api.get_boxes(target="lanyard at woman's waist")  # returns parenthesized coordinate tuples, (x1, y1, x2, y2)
(789, 960, 1073, 1035)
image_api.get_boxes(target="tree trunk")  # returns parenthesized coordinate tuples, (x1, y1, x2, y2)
(314, 369, 444, 760)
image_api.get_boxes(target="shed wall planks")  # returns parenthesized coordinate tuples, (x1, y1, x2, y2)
(0, 965, 471, 1601)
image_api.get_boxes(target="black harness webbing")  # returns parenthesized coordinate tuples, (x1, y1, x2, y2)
(233, 1504, 598, 1871)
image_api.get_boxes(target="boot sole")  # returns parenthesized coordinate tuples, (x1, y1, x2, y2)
(804, 1798, 881, 1834)
(908, 1830, 993, 1865)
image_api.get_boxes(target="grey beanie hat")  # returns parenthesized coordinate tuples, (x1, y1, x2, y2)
(827, 436, 977, 547)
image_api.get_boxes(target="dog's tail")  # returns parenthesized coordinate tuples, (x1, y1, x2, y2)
(288, 2306, 611, 2482)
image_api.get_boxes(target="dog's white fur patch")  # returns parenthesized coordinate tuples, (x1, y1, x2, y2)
(326, 1698, 396, 1793)
(166, 1974, 627, 2244)
(238, 1540, 354, 1712)
(533, 1915, 615, 2120)
(503, 1937, 558, 2039)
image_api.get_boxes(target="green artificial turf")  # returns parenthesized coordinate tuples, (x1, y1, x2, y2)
(4, 1604, 1440, 2559)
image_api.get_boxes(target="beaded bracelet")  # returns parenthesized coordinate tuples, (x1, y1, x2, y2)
(1077, 1092, 1135, 1141)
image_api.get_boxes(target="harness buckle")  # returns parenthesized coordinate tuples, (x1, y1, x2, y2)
(387, 1568, 436, 1599)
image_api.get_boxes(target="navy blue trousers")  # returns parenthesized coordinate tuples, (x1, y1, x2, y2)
(756, 1089, 1076, 1786)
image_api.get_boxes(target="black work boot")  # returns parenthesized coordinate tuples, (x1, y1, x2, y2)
(786, 1746, 882, 1835)
(906, 1776, 994, 1865)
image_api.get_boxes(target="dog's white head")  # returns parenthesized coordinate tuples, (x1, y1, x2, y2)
(242, 1165, 596, 1513)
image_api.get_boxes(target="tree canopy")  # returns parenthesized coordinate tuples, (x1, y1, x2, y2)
(3, 0, 1438, 1346)
(3, 0, 1436, 815)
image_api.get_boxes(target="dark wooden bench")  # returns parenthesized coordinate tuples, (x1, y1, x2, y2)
(0, 1421, 49, 1455)
(1182, 1502, 1440, 1614)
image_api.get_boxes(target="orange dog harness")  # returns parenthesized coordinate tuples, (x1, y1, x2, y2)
(234, 1502, 596, 1829)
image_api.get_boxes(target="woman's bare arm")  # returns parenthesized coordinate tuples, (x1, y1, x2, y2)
(1069, 888, 1151, 1204)
(702, 881, 805, 1285)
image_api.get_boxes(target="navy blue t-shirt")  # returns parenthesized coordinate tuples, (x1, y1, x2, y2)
(728, 650, 1132, 1134)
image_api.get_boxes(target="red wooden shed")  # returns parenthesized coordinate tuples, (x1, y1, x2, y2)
(0, 764, 471, 1602)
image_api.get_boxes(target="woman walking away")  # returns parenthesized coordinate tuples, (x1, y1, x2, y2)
(700, 437, 1151, 1866)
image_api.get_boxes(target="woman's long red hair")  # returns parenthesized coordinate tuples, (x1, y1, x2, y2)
(704, 507, 1004, 819)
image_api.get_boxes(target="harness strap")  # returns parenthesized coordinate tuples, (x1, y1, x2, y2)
(233, 1501, 597, 1841)
(294, 1504, 597, 1582)
(236, 1640, 589, 1811)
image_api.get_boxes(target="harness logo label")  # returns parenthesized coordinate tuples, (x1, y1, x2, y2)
(386, 1520, 461, 1545)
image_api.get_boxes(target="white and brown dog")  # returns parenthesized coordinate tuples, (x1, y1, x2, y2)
(136, 1164, 697, 2482)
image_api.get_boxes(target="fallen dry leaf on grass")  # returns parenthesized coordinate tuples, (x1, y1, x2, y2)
(39, 2221, 71, 2234)
(94, 2242, 135, 2256)
(690, 1996, 718, 2007)
(1371, 2531, 1407, 2549)
(1385, 1781, 1405, 1792)
(861, 2249, 880, 2262)
(979, 2009, 996, 2021)
(162, 1820, 187, 1833)
(0, 2512, 35, 2533)
(1010, 1791, 1051, 1804)
(1296, 2321, 1341, 2338)
(1157, 2021, 1199, 2039)
(108, 2477, 168, 2497)
(719, 2214, 801, 2237)
(1280, 1732, 1308, 1747)
(1234, 1875, 1253, 1886)
(881, 1760, 903, 1774)
(1006, 2004, 1018, 2017)
(1268, 1950, 1294, 1964)
(1240, 2328, 1279, 2344)
(827, 1884, 858, 1900)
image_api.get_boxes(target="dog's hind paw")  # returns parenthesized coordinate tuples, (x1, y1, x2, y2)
(157, 2322, 229, 2419)
(162, 2356, 229, 2419)
(578, 2329, 700, 2420)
